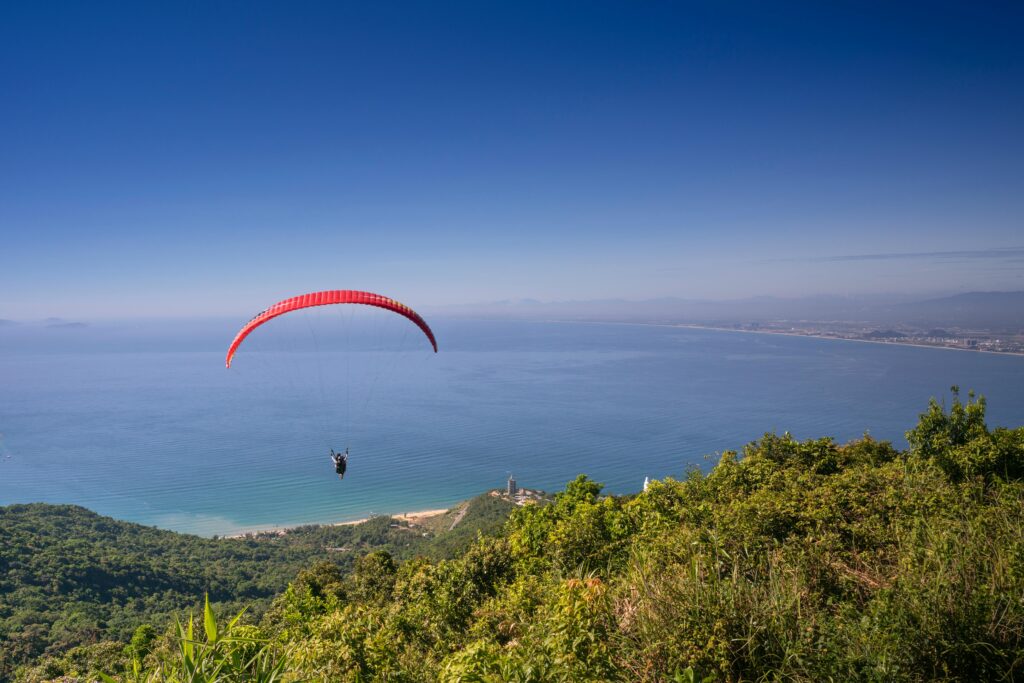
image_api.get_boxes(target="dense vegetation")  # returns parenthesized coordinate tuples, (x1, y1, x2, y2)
(0, 494, 516, 681)
(8, 389, 1024, 681)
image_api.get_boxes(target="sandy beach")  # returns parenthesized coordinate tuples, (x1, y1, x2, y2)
(225, 507, 451, 539)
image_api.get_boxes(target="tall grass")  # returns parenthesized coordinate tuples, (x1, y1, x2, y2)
(101, 596, 291, 683)
(612, 480, 1024, 682)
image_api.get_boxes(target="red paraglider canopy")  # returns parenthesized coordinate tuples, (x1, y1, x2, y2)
(225, 290, 438, 368)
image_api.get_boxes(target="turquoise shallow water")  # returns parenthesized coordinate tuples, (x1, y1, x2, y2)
(2, 319, 1023, 536)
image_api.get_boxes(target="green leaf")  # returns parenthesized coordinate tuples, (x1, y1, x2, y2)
(185, 614, 195, 660)
(227, 605, 249, 631)
(204, 593, 218, 644)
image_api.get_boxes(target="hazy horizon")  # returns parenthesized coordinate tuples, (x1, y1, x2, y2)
(1, 289, 1022, 348)
(3, 288, 1024, 327)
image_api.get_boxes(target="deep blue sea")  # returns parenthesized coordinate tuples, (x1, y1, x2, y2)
(2, 318, 1024, 536)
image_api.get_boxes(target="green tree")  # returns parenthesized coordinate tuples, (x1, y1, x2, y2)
(348, 551, 397, 605)
(907, 386, 1024, 481)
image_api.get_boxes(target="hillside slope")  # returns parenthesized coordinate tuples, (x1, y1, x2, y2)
(0, 493, 518, 680)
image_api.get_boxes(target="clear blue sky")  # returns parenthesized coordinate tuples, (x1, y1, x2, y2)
(2, 1, 1022, 319)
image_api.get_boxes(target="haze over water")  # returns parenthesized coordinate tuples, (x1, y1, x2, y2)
(2, 319, 1023, 536)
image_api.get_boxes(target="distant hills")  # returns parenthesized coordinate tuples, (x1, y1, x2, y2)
(428, 291, 1024, 331)
(2, 292, 1020, 350)
(885, 291, 1024, 329)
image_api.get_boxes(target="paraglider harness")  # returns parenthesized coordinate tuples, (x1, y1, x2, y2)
(331, 448, 348, 479)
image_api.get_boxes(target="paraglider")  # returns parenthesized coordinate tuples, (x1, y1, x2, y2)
(331, 448, 348, 479)
(225, 289, 437, 368)
(226, 290, 437, 480)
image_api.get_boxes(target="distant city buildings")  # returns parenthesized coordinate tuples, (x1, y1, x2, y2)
(677, 322, 1024, 355)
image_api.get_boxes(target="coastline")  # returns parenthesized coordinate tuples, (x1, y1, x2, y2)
(543, 319, 1024, 357)
(672, 324, 1024, 356)
(224, 507, 451, 539)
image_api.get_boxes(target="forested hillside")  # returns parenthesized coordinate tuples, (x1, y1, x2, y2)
(0, 494, 516, 681)
(9, 389, 1024, 682)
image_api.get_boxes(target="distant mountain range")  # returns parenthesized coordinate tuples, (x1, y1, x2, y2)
(4, 292, 1021, 345)
(426, 291, 1024, 331)
(885, 292, 1024, 329)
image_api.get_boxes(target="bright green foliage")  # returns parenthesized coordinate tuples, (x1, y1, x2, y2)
(441, 576, 618, 682)
(507, 474, 633, 575)
(126, 625, 158, 663)
(134, 596, 291, 682)
(260, 561, 349, 643)
(270, 390, 1024, 681)
(907, 386, 1024, 482)
(12, 390, 1024, 681)
(349, 551, 397, 605)
(16, 600, 290, 683)
(15, 641, 129, 683)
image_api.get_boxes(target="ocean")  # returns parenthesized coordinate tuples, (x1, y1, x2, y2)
(2, 318, 1023, 536)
